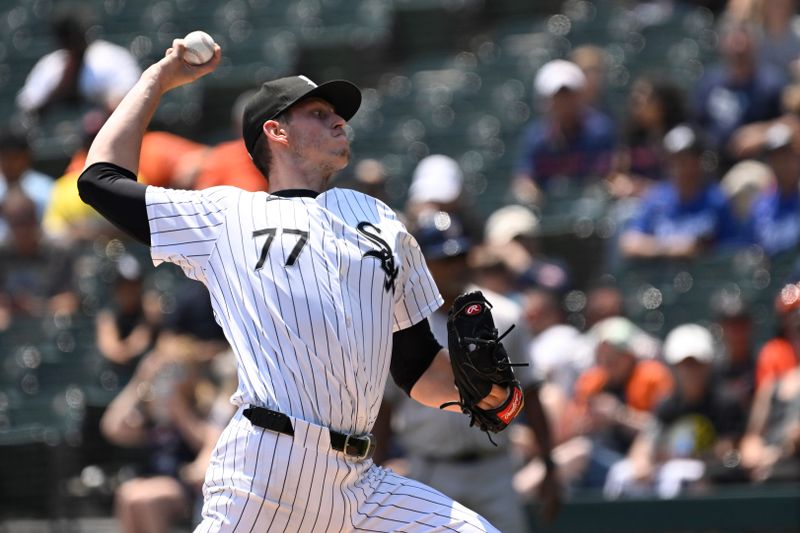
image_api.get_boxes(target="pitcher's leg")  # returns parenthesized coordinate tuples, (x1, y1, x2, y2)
(352, 466, 500, 533)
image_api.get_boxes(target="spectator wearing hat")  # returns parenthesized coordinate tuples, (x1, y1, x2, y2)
(605, 324, 747, 499)
(481, 205, 569, 296)
(512, 59, 615, 204)
(0, 127, 54, 241)
(745, 123, 800, 256)
(620, 124, 741, 259)
(373, 212, 561, 530)
(754, 282, 800, 391)
(565, 317, 673, 487)
(405, 154, 482, 242)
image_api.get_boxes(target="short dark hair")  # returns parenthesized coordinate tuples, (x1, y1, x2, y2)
(250, 110, 291, 179)
(51, 3, 92, 49)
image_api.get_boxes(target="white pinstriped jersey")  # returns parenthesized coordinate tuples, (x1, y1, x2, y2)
(146, 185, 442, 436)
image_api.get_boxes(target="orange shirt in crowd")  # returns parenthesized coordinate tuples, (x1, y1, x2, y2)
(64, 131, 207, 188)
(193, 139, 268, 192)
(65, 150, 88, 175)
(573, 359, 674, 412)
(755, 338, 798, 390)
(139, 131, 206, 187)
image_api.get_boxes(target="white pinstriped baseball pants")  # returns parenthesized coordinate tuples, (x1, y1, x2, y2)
(194, 407, 500, 532)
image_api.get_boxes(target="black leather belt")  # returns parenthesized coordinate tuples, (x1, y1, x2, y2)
(243, 406, 376, 461)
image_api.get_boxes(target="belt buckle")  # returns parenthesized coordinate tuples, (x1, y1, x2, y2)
(344, 433, 375, 461)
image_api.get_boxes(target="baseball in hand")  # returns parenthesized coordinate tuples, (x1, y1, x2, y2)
(182, 31, 216, 65)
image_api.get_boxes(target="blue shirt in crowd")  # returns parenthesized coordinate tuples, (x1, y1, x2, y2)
(514, 108, 615, 188)
(746, 188, 800, 256)
(628, 181, 741, 247)
(693, 64, 785, 151)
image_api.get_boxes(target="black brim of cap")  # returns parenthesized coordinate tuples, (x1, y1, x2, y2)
(299, 80, 362, 121)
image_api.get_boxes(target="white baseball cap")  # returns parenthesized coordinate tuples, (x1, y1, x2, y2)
(484, 205, 540, 245)
(408, 154, 463, 204)
(663, 324, 715, 365)
(534, 60, 587, 98)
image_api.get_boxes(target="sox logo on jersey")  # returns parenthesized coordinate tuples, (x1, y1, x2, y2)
(357, 221, 398, 293)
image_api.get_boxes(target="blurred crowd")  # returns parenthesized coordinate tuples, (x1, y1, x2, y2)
(1, 0, 800, 532)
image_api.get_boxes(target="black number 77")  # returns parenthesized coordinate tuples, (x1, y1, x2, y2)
(253, 228, 309, 270)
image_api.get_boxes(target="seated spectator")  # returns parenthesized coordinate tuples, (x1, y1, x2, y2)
(755, 282, 800, 391)
(0, 189, 78, 329)
(726, 78, 800, 161)
(0, 126, 54, 240)
(64, 113, 207, 190)
(95, 254, 159, 375)
(711, 290, 756, 408)
(483, 205, 569, 295)
(740, 366, 800, 483)
(520, 317, 671, 494)
(137, 131, 207, 189)
(405, 154, 482, 240)
(15, 3, 140, 115)
(101, 280, 230, 532)
(569, 318, 673, 474)
(512, 59, 615, 204)
(609, 76, 687, 196)
(101, 346, 233, 533)
(44, 110, 113, 241)
(619, 124, 741, 260)
(523, 287, 583, 394)
(746, 123, 800, 256)
(694, 18, 786, 168)
(605, 324, 747, 499)
(47, 108, 205, 240)
(189, 91, 268, 192)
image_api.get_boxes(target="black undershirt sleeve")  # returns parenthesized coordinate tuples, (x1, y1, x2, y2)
(77, 162, 150, 245)
(390, 318, 443, 395)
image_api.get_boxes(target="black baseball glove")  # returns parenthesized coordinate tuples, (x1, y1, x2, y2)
(442, 291, 526, 437)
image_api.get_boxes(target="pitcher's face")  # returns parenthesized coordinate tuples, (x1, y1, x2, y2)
(286, 98, 351, 175)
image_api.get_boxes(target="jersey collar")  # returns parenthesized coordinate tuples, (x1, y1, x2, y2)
(270, 189, 320, 198)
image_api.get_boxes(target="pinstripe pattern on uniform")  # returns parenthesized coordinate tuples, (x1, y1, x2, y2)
(146, 185, 496, 532)
(198, 408, 497, 532)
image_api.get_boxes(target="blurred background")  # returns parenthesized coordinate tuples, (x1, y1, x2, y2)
(0, 0, 799, 531)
